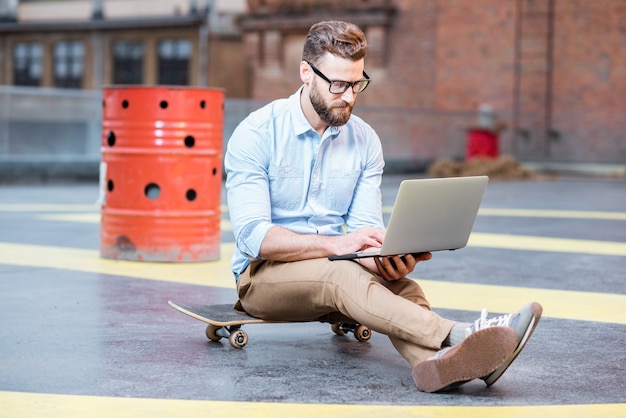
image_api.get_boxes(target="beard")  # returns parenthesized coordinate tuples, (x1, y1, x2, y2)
(309, 84, 354, 127)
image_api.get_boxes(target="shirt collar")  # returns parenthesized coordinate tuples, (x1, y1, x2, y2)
(290, 86, 341, 139)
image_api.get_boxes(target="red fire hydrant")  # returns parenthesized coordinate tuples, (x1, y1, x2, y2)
(466, 104, 503, 159)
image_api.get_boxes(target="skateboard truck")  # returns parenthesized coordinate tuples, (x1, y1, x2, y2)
(331, 323, 372, 342)
(207, 322, 371, 349)
(206, 324, 249, 348)
(169, 301, 373, 349)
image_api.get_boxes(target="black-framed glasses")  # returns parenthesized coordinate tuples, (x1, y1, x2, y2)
(306, 61, 371, 94)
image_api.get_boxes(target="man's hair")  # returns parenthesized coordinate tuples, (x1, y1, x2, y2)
(302, 21, 368, 66)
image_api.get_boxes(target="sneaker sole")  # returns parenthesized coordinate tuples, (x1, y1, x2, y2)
(412, 326, 518, 393)
(483, 301, 543, 387)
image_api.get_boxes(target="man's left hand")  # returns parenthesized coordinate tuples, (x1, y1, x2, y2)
(371, 252, 432, 281)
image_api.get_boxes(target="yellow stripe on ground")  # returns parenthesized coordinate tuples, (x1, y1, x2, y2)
(2, 391, 624, 418)
(4, 203, 625, 221)
(0, 204, 100, 212)
(35, 213, 233, 231)
(29, 212, 626, 257)
(478, 208, 626, 221)
(0, 242, 236, 289)
(31, 215, 626, 254)
(37, 213, 101, 223)
(0, 204, 229, 213)
(381, 206, 626, 221)
(418, 279, 626, 325)
(469, 233, 626, 256)
(1, 242, 625, 325)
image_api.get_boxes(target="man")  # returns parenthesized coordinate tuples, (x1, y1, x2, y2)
(224, 20, 542, 393)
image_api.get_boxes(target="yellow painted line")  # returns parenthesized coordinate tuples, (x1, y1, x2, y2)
(31, 215, 626, 256)
(469, 233, 626, 256)
(1, 242, 625, 325)
(2, 391, 624, 418)
(34, 213, 233, 231)
(0, 242, 236, 289)
(418, 279, 626, 325)
(478, 208, 626, 221)
(382, 206, 626, 221)
(0, 204, 230, 213)
(37, 213, 102, 223)
(29, 211, 626, 257)
(4, 203, 625, 221)
(0, 204, 101, 212)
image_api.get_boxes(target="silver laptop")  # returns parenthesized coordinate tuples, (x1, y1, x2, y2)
(328, 176, 488, 260)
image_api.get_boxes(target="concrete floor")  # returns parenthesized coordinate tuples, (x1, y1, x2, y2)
(1, 175, 625, 417)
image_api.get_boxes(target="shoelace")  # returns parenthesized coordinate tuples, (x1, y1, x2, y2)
(465, 308, 514, 336)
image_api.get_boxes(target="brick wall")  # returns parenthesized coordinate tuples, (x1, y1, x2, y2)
(241, 0, 626, 165)
(549, 0, 626, 163)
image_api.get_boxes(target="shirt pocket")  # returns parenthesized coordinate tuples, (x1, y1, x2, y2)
(328, 169, 360, 213)
(268, 165, 304, 211)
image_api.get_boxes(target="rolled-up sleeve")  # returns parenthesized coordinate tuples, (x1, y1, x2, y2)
(235, 219, 274, 260)
(224, 116, 274, 262)
(344, 125, 385, 232)
(224, 88, 385, 278)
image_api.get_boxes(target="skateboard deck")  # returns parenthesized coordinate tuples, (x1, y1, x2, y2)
(168, 300, 372, 348)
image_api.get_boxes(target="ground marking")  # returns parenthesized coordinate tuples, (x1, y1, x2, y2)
(2, 391, 624, 418)
(1, 242, 624, 325)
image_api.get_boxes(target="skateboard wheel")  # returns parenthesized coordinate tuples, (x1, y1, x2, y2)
(229, 329, 248, 348)
(206, 325, 222, 342)
(354, 325, 372, 342)
(331, 323, 345, 336)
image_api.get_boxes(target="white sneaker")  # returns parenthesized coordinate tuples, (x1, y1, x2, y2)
(412, 327, 517, 393)
(470, 302, 543, 386)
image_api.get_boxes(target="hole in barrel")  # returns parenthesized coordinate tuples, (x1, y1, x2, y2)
(107, 180, 114, 192)
(145, 183, 161, 200)
(159, 100, 168, 109)
(200, 100, 206, 109)
(107, 131, 116, 146)
(212, 167, 217, 176)
(184, 135, 195, 148)
(186, 189, 197, 202)
(122, 100, 129, 109)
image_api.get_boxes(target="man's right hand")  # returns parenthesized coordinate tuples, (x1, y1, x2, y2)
(335, 226, 385, 255)
(260, 225, 384, 262)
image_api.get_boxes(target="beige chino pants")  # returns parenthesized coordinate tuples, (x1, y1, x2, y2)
(236, 257, 456, 366)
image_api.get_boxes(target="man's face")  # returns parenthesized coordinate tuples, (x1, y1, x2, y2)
(309, 81, 354, 127)
(307, 55, 364, 127)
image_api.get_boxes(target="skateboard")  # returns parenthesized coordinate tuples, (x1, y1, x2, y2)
(168, 301, 372, 349)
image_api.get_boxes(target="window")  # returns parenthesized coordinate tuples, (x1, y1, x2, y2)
(13, 42, 43, 86)
(54, 41, 85, 88)
(158, 39, 192, 85)
(112, 40, 144, 85)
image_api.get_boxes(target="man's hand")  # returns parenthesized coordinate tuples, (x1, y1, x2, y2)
(260, 225, 385, 262)
(370, 252, 432, 281)
(334, 226, 385, 255)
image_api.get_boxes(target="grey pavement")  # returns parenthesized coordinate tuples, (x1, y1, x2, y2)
(0, 175, 625, 416)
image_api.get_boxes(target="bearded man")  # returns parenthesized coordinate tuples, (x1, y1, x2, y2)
(224, 20, 541, 393)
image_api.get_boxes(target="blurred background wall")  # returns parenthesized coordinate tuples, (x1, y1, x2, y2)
(0, 0, 624, 181)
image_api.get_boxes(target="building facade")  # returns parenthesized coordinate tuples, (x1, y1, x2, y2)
(0, 0, 248, 96)
(0, 0, 624, 173)
(239, 0, 626, 166)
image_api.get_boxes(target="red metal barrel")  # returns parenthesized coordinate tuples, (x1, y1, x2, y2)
(467, 128, 499, 159)
(100, 86, 224, 262)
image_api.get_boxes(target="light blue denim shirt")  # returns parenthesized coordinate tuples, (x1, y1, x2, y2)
(224, 86, 385, 279)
